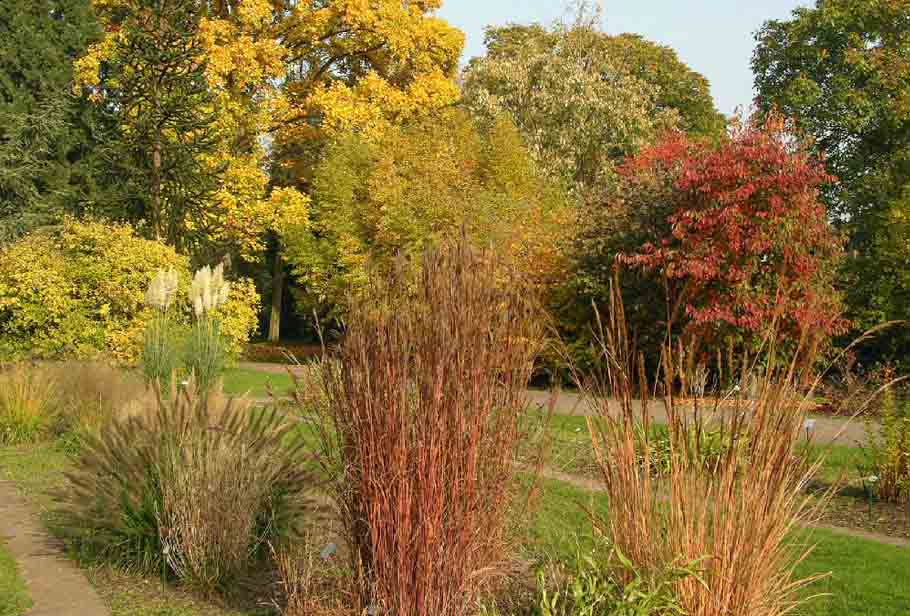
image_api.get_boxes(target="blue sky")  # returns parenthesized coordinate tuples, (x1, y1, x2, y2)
(437, 1, 811, 115)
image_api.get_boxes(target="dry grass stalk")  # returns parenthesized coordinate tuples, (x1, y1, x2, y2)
(0, 362, 58, 443)
(580, 283, 831, 616)
(271, 535, 354, 616)
(47, 361, 148, 434)
(299, 238, 545, 616)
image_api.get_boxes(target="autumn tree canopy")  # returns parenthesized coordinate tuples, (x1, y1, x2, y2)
(576, 119, 844, 361)
(462, 19, 725, 200)
(273, 0, 465, 183)
(283, 109, 571, 312)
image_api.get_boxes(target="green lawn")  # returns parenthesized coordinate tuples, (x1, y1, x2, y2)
(540, 411, 870, 486)
(530, 476, 910, 616)
(794, 527, 910, 615)
(221, 367, 294, 398)
(0, 540, 30, 616)
(1, 422, 907, 616)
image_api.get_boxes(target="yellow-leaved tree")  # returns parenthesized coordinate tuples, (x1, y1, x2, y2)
(74, 0, 312, 342)
(268, 0, 465, 338)
(273, 0, 464, 168)
(73, 0, 309, 260)
(75, 0, 466, 340)
(282, 109, 573, 314)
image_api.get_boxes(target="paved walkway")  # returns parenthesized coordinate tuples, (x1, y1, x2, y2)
(522, 389, 869, 447)
(239, 362, 869, 447)
(0, 482, 107, 616)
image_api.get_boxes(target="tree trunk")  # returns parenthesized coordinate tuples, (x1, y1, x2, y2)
(152, 133, 162, 242)
(268, 250, 285, 342)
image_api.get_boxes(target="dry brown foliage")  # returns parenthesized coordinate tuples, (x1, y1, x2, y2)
(48, 361, 148, 433)
(271, 534, 355, 616)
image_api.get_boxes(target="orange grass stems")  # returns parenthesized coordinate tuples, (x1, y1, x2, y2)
(300, 238, 546, 616)
(579, 282, 831, 616)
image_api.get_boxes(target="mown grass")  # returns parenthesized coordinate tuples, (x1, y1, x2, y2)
(0, 540, 30, 616)
(530, 475, 910, 616)
(1, 413, 906, 616)
(221, 368, 294, 398)
(793, 528, 910, 615)
(540, 411, 870, 484)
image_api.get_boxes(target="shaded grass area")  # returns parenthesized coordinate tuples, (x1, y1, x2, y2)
(0, 441, 69, 507)
(0, 443, 267, 616)
(222, 368, 294, 398)
(88, 566, 269, 616)
(530, 475, 910, 616)
(0, 540, 30, 616)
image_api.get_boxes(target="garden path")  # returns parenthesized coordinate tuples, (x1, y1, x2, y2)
(522, 389, 869, 447)
(0, 481, 108, 616)
(239, 362, 869, 446)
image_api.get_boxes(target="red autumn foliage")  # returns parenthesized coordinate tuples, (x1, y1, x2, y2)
(618, 117, 846, 349)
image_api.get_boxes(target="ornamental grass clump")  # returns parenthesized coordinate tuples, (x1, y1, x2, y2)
(58, 381, 313, 596)
(185, 264, 230, 395)
(578, 285, 830, 616)
(0, 362, 58, 444)
(142, 268, 181, 387)
(300, 239, 545, 616)
(48, 361, 148, 439)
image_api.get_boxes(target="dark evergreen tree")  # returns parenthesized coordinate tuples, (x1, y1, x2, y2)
(76, 0, 222, 251)
(0, 0, 110, 239)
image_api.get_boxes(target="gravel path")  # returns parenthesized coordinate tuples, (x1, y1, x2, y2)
(522, 389, 869, 447)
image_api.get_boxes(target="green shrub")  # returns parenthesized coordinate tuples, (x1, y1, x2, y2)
(0, 363, 58, 444)
(58, 386, 312, 595)
(0, 219, 259, 365)
(535, 540, 697, 616)
(864, 387, 910, 503)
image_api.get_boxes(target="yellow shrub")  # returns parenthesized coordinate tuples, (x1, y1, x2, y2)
(217, 276, 260, 358)
(0, 219, 260, 364)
